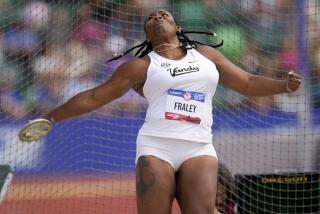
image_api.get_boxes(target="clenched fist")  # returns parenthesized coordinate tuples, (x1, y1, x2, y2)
(286, 71, 301, 93)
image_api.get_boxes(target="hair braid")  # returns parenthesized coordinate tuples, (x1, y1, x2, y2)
(106, 28, 223, 63)
(183, 30, 224, 48)
(139, 42, 153, 58)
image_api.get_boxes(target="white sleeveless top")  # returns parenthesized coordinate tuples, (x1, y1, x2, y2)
(138, 48, 219, 143)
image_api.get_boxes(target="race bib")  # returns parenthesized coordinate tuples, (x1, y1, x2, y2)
(165, 89, 205, 124)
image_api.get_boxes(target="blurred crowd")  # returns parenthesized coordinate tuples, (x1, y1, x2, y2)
(0, 0, 319, 121)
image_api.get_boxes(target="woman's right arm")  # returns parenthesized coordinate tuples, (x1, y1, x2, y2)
(46, 58, 148, 122)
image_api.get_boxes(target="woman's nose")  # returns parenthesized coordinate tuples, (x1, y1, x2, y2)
(154, 14, 163, 20)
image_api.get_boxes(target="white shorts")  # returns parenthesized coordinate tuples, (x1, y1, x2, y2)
(136, 135, 218, 172)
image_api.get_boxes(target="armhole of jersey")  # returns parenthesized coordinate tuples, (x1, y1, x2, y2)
(142, 54, 153, 97)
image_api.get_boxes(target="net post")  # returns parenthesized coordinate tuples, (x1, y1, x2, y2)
(295, 0, 314, 172)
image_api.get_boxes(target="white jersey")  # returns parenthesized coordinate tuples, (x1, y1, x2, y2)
(138, 48, 219, 143)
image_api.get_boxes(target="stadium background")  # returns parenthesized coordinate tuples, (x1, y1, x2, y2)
(0, 0, 319, 213)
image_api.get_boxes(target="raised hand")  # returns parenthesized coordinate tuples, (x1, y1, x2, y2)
(286, 71, 302, 93)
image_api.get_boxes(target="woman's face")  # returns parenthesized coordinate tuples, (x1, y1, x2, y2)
(144, 10, 177, 43)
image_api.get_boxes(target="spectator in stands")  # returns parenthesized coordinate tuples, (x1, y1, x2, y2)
(0, 81, 28, 119)
(71, 3, 105, 47)
(23, 1, 50, 32)
(3, 19, 40, 110)
(71, 2, 107, 70)
(62, 40, 100, 102)
(21, 0, 52, 60)
(48, 5, 71, 47)
(42, 9, 301, 214)
(32, 44, 67, 114)
(0, 29, 27, 119)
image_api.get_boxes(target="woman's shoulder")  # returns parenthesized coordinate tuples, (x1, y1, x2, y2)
(195, 45, 225, 65)
(114, 56, 150, 81)
(124, 55, 150, 66)
(196, 45, 219, 56)
(116, 55, 149, 72)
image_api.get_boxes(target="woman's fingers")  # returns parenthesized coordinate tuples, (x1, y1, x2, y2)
(287, 71, 301, 92)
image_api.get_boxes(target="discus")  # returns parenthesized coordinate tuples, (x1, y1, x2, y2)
(19, 119, 52, 142)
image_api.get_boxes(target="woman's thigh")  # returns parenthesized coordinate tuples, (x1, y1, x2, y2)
(176, 156, 218, 214)
(136, 155, 176, 214)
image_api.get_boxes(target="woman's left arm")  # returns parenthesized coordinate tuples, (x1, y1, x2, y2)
(197, 46, 301, 96)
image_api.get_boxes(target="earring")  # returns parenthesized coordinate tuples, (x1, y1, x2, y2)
(176, 26, 182, 33)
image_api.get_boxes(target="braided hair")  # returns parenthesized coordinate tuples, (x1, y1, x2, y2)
(106, 27, 223, 63)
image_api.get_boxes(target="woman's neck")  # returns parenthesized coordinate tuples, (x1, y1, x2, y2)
(153, 43, 187, 60)
(152, 43, 181, 53)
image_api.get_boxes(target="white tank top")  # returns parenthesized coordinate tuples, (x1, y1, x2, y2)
(138, 48, 219, 143)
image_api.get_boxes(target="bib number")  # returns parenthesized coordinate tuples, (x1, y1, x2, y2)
(165, 89, 205, 124)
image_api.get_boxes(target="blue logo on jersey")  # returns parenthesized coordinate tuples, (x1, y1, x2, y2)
(168, 89, 205, 102)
